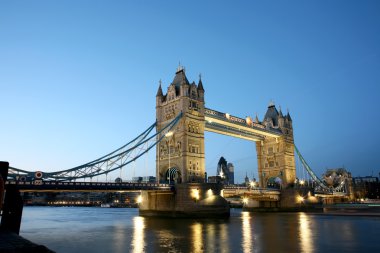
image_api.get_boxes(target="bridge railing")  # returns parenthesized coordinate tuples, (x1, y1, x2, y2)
(6, 180, 171, 191)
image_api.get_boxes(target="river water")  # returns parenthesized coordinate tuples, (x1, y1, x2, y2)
(20, 207, 380, 253)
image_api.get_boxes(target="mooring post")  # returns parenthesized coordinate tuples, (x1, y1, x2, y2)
(0, 161, 24, 235)
(0, 161, 7, 211)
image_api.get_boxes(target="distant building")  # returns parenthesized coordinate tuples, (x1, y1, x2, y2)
(132, 176, 156, 183)
(132, 177, 143, 183)
(216, 157, 234, 185)
(142, 176, 156, 183)
(244, 173, 250, 187)
(227, 163, 234, 185)
(352, 175, 380, 200)
(208, 176, 222, 183)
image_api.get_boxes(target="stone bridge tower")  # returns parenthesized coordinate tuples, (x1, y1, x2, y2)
(156, 66, 205, 183)
(256, 103, 296, 188)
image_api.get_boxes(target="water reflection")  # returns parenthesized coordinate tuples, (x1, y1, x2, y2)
(298, 212, 314, 253)
(113, 223, 126, 253)
(191, 222, 203, 253)
(219, 223, 230, 253)
(242, 211, 253, 253)
(20, 207, 379, 253)
(206, 223, 216, 251)
(132, 216, 145, 253)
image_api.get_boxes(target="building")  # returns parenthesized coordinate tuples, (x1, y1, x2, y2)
(216, 157, 234, 185)
(132, 177, 143, 183)
(227, 163, 234, 185)
(256, 103, 296, 188)
(156, 66, 205, 183)
(216, 157, 228, 183)
(352, 175, 380, 200)
(142, 176, 156, 183)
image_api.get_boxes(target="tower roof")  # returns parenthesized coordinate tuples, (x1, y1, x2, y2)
(264, 104, 279, 126)
(171, 67, 189, 88)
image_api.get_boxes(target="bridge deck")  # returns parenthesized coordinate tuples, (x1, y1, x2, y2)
(6, 181, 171, 192)
(205, 108, 281, 141)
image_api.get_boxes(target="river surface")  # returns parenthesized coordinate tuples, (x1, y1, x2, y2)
(20, 207, 380, 253)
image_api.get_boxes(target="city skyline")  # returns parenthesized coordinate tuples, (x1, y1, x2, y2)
(1, 1, 380, 183)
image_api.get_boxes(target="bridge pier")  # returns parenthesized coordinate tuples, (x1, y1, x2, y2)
(1, 162, 24, 235)
(139, 183, 230, 218)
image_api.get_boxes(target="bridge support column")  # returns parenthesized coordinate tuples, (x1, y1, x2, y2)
(139, 183, 230, 218)
(256, 135, 296, 189)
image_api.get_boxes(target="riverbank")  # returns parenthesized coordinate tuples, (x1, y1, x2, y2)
(0, 231, 54, 253)
(321, 203, 380, 216)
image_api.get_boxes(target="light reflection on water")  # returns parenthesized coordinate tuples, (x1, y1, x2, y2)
(20, 207, 380, 253)
(298, 212, 314, 253)
(132, 217, 145, 253)
(191, 222, 203, 253)
(242, 211, 252, 253)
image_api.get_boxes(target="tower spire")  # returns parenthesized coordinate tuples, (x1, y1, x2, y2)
(156, 79, 163, 96)
(197, 73, 204, 91)
(279, 105, 283, 117)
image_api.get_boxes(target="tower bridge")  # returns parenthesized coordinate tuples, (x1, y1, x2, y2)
(155, 66, 296, 189)
(2, 66, 352, 217)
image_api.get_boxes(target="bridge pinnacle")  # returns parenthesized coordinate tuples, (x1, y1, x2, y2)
(156, 81, 163, 97)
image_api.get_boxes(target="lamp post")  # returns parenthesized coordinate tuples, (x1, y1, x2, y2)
(165, 131, 173, 184)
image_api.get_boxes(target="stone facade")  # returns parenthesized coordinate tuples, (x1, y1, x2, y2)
(156, 66, 205, 183)
(256, 104, 296, 188)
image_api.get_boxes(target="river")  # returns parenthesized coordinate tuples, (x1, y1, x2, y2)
(20, 206, 380, 253)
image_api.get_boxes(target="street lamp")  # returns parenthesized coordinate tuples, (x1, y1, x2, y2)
(165, 131, 173, 184)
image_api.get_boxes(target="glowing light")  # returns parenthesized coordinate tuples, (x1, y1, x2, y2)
(245, 116, 252, 126)
(207, 189, 213, 197)
(220, 190, 224, 197)
(242, 197, 248, 205)
(136, 195, 143, 204)
(191, 188, 200, 200)
(297, 196, 304, 203)
(300, 180, 305, 185)
(165, 131, 173, 137)
(249, 181, 256, 188)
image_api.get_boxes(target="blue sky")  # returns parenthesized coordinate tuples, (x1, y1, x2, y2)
(1, 1, 380, 182)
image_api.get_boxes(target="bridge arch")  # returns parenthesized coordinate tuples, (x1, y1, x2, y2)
(165, 167, 182, 184)
(266, 176, 282, 189)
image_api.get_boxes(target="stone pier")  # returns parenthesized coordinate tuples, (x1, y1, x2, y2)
(139, 183, 230, 218)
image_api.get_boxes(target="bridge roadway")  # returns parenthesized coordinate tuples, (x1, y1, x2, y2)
(204, 108, 281, 141)
(6, 180, 171, 192)
(7, 180, 281, 200)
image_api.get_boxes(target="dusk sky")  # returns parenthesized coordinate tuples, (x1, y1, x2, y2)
(1, 1, 380, 183)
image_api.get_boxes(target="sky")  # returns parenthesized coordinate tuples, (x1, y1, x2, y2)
(1, 0, 380, 183)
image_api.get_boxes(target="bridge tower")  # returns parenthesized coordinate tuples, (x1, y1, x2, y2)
(256, 103, 296, 188)
(156, 66, 205, 183)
